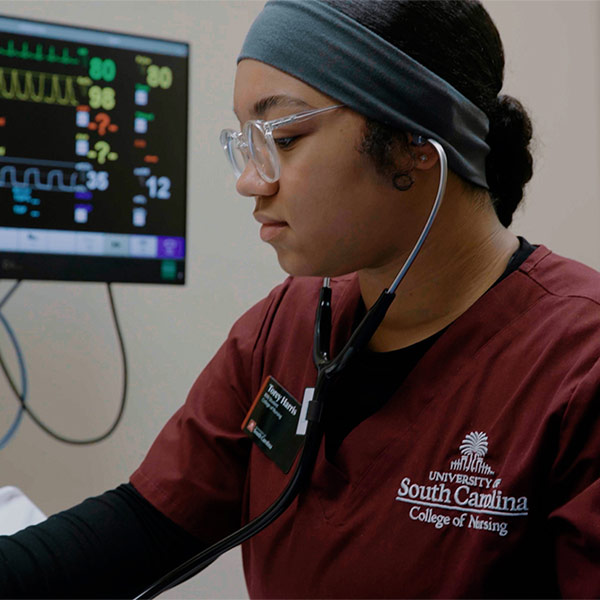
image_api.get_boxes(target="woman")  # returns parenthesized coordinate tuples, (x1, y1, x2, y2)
(1, 1, 599, 598)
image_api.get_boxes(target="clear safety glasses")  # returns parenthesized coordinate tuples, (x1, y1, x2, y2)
(220, 104, 344, 183)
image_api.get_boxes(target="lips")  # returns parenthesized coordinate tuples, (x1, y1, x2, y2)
(254, 213, 288, 242)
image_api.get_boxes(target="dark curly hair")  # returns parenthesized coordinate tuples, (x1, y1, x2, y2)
(321, 0, 534, 227)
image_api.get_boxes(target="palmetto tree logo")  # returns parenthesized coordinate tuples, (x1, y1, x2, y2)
(451, 431, 495, 475)
(459, 432, 488, 457)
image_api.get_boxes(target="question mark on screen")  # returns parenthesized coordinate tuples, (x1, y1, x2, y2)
(94, 141, 110, 164)
(95, 112, 110, 136)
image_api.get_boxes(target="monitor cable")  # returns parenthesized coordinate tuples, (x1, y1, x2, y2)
(0, 280, 26, 449)
(0, 281, 128, 445)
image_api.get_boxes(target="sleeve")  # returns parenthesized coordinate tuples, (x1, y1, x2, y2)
(549, 355, 600, 598)
(0, 483, 204, 599)
(130, 282, 285, 542)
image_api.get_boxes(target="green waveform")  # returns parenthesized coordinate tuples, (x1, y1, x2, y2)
(0, 40, 88, 66)
(0, 67, 92, 106)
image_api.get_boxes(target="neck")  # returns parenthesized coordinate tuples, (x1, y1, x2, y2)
(358, 181, 519, 352)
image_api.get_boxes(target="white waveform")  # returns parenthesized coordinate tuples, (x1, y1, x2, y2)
(0, 165, 85, 192)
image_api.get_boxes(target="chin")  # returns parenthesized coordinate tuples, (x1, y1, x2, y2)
(275, 252, 354, 279)
(277, 260, 317, 278)
(275, 251, 321, 278)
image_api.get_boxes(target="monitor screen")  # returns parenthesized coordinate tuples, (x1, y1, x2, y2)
(0, 16, 189, 284)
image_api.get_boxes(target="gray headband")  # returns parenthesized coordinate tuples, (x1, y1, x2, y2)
(238, 0, 490, 188)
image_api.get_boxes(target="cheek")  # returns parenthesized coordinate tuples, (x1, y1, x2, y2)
(279, 170, 389, 275)
(289, 146, 388, 239)
(272, 120, 417, 275)
(285, 164, 363, 244)
(285, 133, 371, 221)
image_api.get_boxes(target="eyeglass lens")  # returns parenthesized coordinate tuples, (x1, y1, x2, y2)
(247, 122, 278, 182)
(230, 137, 248, 178)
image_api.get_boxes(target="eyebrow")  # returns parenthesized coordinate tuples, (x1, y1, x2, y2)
(234, 95, 314, 120)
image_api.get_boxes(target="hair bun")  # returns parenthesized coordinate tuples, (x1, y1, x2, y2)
(485, 94, 534, 226)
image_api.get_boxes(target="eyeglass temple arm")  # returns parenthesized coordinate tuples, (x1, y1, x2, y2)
(267, 104, 345, 129)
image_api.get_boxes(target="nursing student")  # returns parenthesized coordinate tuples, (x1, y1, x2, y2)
(1, 1, 599, 598)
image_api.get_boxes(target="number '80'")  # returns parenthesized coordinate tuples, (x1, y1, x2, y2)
(89, 58, 117, 82)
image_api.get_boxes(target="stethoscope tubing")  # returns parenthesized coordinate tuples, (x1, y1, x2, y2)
(390, 139, 447, 294)
(134, 138, 448, 599)
(134, 401, 326, 598)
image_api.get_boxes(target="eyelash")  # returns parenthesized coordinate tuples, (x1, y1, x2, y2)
(273, 136, 299, 149)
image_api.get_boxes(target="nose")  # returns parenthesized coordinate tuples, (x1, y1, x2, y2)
(235, 160, 279, 198)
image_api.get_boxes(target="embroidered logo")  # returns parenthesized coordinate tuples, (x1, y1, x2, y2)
(395, 431, 529, 537)
(451, 431, 495, 475)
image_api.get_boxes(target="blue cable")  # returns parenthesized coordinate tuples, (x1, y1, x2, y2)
(0, 299, 27, 450)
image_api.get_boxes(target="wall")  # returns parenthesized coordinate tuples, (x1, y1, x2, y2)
(486, 1, 600, 268)
(0, 1, 597, 598)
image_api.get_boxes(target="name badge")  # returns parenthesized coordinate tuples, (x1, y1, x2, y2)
(242, 376, 305, 473)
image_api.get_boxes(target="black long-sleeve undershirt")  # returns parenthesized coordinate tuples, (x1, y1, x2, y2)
(0, 483, 203, 598)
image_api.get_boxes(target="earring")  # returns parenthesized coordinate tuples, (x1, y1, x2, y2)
(419, 154, 428, 162)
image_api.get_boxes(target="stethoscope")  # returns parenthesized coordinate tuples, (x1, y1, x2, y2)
(134, 138, 447, 599)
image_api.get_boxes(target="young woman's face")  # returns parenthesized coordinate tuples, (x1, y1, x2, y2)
(233, 59, 427, 278)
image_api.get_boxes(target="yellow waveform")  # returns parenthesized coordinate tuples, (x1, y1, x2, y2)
(0, 67, 91, 106)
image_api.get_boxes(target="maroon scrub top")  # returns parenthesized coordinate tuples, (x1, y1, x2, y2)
(131, 246, 600, 598)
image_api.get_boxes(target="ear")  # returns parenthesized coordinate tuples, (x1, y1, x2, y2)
(409, 134, 439, 171)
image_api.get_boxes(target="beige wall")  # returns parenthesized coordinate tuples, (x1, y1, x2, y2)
(0, 1, 597, 598)
(486, 1, 600, 269)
